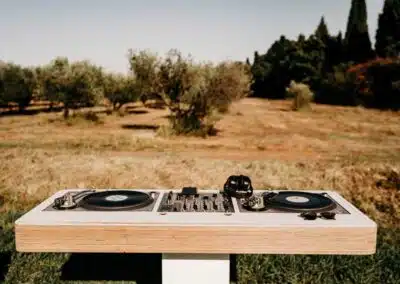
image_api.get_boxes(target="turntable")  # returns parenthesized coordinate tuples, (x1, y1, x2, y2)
(14, 175, 377, 284)
(46, 190, 159, 211)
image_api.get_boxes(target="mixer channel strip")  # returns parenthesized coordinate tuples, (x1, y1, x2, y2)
(157, 191, 235, 213)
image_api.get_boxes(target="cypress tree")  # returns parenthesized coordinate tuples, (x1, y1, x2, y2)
(344, 0, 374, 63)
(334, 32, 345, 64)
(315, 16, 330, 42)
(250, 51, 266, 97)
(325, 32, 345, 72)
(375, 0, 400, 57)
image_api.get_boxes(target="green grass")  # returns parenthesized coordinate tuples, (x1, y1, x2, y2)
(237, 228, 399, 284)
(1, 209, 399, 284)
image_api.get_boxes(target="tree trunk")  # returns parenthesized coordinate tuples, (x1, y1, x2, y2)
(18, 104, 25, 113)
(63, 106, 69, 119)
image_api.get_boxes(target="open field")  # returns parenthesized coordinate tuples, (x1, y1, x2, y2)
(1, 98, 399, 283)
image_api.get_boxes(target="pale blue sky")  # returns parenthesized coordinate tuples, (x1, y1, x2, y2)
(0, 0, 384, 73)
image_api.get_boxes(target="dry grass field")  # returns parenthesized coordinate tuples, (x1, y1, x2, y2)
(1, 98, 399, 283)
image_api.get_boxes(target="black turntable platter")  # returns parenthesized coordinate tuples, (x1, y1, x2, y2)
(266, 191, 336, 212)
(79, 190, 154, 211)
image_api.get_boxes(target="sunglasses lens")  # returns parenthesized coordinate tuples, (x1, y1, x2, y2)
(300, 212, 317, 220)
(320, 212, 336, 219)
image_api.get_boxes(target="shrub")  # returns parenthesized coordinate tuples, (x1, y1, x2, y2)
(314, 63, 360, 106)
(286, 80, 314, 111)
(317, 58, 400, 110)
(364, 58, 400, 110)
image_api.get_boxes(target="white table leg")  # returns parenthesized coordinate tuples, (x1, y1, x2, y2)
(162, 253, 230, 284)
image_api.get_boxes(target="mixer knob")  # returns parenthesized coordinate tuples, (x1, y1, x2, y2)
(167, 195, 172, 205)
(203, 202, 208, 210)
(54, 197, 64, 208)
(223, 201, 230, 211)
(213, 202, 218, 211)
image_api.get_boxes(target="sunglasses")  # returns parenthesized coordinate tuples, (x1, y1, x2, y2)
(300, 211, 336, 220)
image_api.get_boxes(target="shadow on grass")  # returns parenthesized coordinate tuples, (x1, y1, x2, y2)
(0, 106, 64, 117)
(60, 253, 238, 283)
(61, 253, 162, 283)
(0, 252, 11, 281)
(125, 109, 149, 115)
(121, 124, 160, 130)
(144, 103, 166, 110)
(124, 105, 139, 110)
(161, 114, 175, 119)
(277, 107, 292, 112)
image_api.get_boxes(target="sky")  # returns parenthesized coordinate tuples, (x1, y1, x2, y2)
(0, 0, 384, 73)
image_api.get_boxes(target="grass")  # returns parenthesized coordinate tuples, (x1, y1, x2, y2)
(0, 98, 399, 283)
(238, 228, 399, 284)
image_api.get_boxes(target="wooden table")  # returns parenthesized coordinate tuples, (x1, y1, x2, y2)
(15, 189, 377, 284)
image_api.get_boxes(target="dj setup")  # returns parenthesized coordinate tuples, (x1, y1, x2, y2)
(15, 175, 377, 284)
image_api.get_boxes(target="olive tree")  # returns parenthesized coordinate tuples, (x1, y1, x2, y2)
(128, 49, 160, 104)
(0, 63, 38, 112)
(103, 72, 139, 111)
(128, 49, 253, 136)
(42, 57, 103, 118)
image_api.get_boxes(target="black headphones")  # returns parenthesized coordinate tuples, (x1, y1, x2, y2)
(223, 175, 253, 199)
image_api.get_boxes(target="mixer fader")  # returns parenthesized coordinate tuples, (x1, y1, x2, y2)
(157, 187, 234, 213)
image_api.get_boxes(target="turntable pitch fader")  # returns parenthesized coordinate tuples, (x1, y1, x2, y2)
(15, 175, 377, 284)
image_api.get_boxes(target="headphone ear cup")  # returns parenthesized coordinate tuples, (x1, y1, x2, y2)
(241, 175, 253, 197)
(224, 175, 253, 198)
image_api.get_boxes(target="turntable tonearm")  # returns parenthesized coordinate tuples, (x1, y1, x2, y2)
(14, 175, 377, 284)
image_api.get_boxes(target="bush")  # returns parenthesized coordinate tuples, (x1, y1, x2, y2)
(286, 80, 314, 111)
(335, 58, 400, 110)
(314, 63, 361, 106)
(307, 58, 400, 110)
(364, 58, 400, 110)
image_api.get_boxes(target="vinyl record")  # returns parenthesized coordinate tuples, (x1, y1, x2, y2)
(79, 190, 154, 211)
(266, 191, 336, 212)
